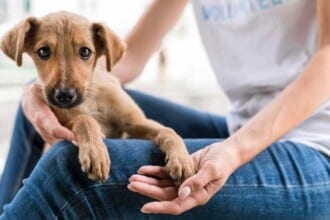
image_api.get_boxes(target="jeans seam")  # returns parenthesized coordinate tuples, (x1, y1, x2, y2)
(224, 182, 330, 188)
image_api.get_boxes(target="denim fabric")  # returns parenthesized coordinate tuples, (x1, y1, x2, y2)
(0, 104, 44, 209)
(0, 90, 330, 219)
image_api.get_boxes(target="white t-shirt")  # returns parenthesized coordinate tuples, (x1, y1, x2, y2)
(191, 0, 330, 156)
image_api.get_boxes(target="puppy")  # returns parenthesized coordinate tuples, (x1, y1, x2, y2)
(0, 11, 195, 184)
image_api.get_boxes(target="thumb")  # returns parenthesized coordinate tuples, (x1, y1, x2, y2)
(178, 164, 215, 199)
(52, 126, 76, 141)
(40, 114, 76, 141)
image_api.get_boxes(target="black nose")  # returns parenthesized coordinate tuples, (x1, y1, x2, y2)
(53, 88, 78, 106)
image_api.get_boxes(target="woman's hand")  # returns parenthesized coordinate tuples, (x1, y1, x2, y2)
(128, 142, 241, 215)
(22, 82, 76, 145)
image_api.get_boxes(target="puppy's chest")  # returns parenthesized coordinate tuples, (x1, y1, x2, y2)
(82, 100, 126, 138)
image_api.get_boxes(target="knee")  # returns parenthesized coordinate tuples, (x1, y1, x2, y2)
(37, 139, 163, 184)
(37, 141, 82, 181)
(104, 139, 162, 182)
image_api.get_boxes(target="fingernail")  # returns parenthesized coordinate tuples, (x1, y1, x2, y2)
(179, 186, 191, 199)
(72, 140, 78, 146)
(141, 208, 151, 214)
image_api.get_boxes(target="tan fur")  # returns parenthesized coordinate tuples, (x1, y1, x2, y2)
(0, 11, 195, 183)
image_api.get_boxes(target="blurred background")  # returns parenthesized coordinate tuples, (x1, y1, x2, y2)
(0, 0, 229, 174)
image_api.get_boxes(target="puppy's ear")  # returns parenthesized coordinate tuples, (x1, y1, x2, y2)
(0, 17, 38, 66)
(92, 23, 126, 72)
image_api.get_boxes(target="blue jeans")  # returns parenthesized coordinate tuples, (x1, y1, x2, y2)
(0, 90, 330, 219)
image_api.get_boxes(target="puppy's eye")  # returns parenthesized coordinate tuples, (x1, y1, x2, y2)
(79, 47, 92, 60)
(37, 46, 51, 60)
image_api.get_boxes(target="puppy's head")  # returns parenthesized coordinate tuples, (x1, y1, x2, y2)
(0, 11, 125, 109)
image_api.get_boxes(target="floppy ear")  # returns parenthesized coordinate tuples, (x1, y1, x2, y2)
(92, 23, 126, 72)
(0, 17, 38, 66)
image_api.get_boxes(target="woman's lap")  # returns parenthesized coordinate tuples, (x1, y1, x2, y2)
(0, 89, 229, 212)
(126, 89, 229, 138)
(0, 89, 330, 219)
(1, 139, 330, 219)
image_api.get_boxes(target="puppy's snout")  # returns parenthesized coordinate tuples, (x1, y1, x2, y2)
(53, 87, 78, 107)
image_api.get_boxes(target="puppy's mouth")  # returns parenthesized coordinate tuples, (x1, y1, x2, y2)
(46, 89, 84, 109)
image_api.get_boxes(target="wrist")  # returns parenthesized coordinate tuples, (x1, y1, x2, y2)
(222, 132, 263, 168)
(211, 140, 243, 173)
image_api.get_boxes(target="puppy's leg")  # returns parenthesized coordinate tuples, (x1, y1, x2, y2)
(125, 119, 195, 185)
(68, 115, 110, 181)
(96, 83, 194, 184)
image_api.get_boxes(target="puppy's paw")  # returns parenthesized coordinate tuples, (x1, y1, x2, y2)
(79, 142, 111, 182)
(165, 152, 196, 186)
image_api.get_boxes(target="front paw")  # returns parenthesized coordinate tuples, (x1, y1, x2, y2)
(79, 142, 111, 182)
(165, 152, 196, 186)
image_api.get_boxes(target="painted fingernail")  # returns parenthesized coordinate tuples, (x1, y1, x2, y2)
(179, 186, 191, 199)
(72, 140, 78, 146)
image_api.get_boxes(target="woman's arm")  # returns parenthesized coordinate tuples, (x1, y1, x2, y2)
(317, 0, 330, 48)
(224, 0, 330, 165)
(105, 0, 189, 84)
(128, 1, 330, 214)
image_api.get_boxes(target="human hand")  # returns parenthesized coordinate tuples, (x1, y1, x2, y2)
(22, 82, 76, 145)
(128, 142, 241, 215)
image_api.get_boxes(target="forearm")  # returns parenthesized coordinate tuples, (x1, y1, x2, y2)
(107, 0, 188, 84)
(221, 1, 330, 166)
(317, 0, 330, 48)
(223, 47, 330, 166)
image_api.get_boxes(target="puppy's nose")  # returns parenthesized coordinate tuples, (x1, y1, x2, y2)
(53, 88, 78, 106)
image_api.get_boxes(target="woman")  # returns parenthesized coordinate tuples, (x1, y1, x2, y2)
(0, 0, 330, 219)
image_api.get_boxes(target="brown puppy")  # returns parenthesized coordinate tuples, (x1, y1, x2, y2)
(0, 11, 195, 184)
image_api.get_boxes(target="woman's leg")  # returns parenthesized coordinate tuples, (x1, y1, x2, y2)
(1, 139, 329, 219)
(126, 89, 229, 138)
(0, 105, 44, 213)
(0, 90, 228, 213)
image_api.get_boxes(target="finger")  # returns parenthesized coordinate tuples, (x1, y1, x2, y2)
(51, 126, 76, 141)
(137, 166, 171, 179)
(37, 120, 76, 145)
(178, 163, 217, 199)
(204, 178, 223, 197)
(141, 196, 200, 215)
(190, 148, 204, 161)
(36, 126, 59, 145)
(35, 111, 76, 142)
(129, 174, 174, 187)
(142, 179, 224, 215)
(128, 182, 177, 201)
(22, 84, 76, 142)
(141, 184, 218, 215)
(190, 147, 211, 168)
(34, 111, 57, 134)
